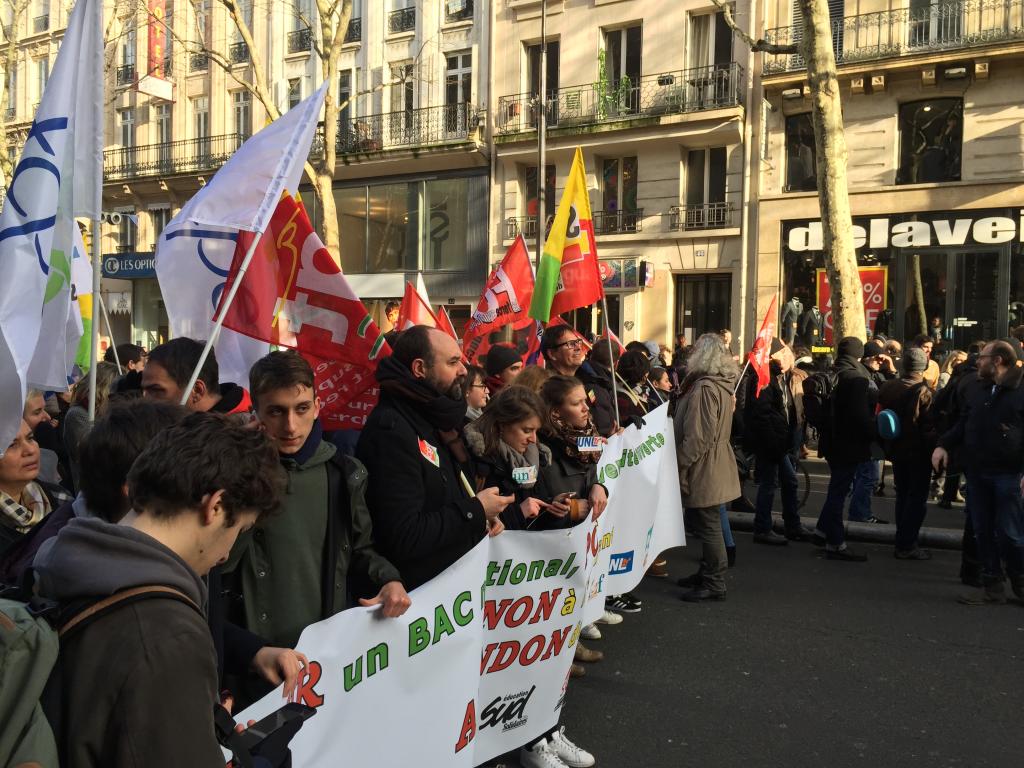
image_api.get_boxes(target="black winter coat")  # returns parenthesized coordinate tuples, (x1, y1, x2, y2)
(535, 433, 602, 530)
(941, 363, 1024, 475)
(577, 362, 617, 437)
(356, 392, 487, 590)
(821, 355, 877, 465)
(743, 365, 805, 459)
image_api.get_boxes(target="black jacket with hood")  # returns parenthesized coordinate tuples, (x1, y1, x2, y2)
(33, 517, 225, 768)
(820, 339, 877, 466)
(941, 361, 1024, 475)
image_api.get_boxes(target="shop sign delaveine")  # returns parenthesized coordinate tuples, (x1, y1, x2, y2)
(788, 211, 1024, 252)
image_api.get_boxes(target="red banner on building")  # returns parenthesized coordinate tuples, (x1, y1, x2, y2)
(148, 0, 166, 79)
(815, 266, 888, 347)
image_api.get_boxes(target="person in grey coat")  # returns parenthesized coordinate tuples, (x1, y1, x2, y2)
(673, 333, 740, 601)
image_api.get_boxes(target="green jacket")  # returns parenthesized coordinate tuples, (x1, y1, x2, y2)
(224, 439, 402, 648)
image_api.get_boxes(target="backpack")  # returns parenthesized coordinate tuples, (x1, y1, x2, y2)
(876, 408, 901, 441)
(878, 382, 929, 458)
(802, 370, 838, 434)
(0, 583, 195, 768)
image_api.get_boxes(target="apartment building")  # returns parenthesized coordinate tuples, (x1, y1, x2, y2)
(491, 0, 758, 348)
(755, 0, 1024, 351)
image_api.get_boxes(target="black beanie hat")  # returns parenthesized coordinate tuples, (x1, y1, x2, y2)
(485, 344, 521, 377)
(769, 337, 786, 355)
(836, 336, 865, 359)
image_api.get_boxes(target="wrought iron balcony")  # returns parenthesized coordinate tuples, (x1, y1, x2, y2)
(497, 63, 744, 135)
(330, 103, 477, 155)
(33, 15, 48, 33)
(103, 133, 244, 180)
(446, 0, 473, 23)
(229, 41, 249, 64)
(116, 63, 136, 86)
(190, 52, 209, 72)
(763, 0, 1024, 74)
(345, 17, 361, 43)
(669, 202, 734, 231)
(505, 215, 554, 241)
(593, 209, 644, 235)
(287, 28, 312, 53)
(388, 7, 416, 34)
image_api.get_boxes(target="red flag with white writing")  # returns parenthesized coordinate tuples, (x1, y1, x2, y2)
(748, 295, 778, 398)
(463, 235, 535, 355)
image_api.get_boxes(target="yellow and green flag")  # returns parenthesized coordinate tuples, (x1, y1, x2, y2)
(528, 147, 604, 322)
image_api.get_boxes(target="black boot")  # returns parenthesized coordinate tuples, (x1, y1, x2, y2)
(726, 545, 736, 567)
(676, 569, 703, 589)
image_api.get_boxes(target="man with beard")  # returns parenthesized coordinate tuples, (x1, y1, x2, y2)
(934, 339, 1024, 605)
(357, 326, 512, 589)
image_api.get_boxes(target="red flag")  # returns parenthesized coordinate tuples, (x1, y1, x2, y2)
(216, 195, 389, 430)
(748, 295, 779, 398)
(436, 304, 460, 343)
(396, 281, 439, 331)
(463, 235, 535, 352)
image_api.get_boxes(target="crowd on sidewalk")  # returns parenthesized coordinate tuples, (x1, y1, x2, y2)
(2, 320, 1023, 768)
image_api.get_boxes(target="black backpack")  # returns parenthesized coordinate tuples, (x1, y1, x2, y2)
(802, 369, 838, 434)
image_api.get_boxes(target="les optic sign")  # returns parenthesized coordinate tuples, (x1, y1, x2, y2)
(788, 211, 1024, 252)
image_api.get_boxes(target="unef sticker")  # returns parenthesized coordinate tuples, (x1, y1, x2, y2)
(576, 436, 603, 452)
(511, 465, 538, 485)
(418, 438, 440, 468)
(587, 389, 597, 404)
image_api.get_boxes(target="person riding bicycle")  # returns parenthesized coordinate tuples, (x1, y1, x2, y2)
(742, 339, 813, 544)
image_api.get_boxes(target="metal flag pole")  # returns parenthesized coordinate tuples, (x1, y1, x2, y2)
(536, 0, 546, 270)
(87, 218, 102, 422)
(96, 292, 122, 374)
(178, 233, 264, 406)
(601, 294, 621, 427)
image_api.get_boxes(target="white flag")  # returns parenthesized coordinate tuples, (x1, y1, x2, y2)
(0, 0, 102, 453)
(156, 83, 327, 385)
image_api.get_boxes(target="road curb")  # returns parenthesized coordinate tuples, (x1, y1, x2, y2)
(727, 511, 963, 551)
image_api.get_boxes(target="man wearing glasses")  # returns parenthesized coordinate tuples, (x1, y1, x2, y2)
(541, 326, 616, 437)
(934, 340, 1024, 605)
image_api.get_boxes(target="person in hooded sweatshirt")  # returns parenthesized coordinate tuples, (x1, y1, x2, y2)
(33, 411, 286, 768)
(673, 333, 741, 602)
(141, 337, 254, 421)
(813, 336, 876, 561)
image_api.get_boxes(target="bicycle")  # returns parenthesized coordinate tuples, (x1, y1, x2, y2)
(734, 447, 812, 511)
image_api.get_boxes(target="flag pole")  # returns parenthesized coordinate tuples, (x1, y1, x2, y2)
(87, 218, 102, 422)
(536, 1, 546, 271)
(734, 359, 750, 395)
(96, 292, 122, 374)
(601, 294, 621, 427)
(179, 232, 263, 406)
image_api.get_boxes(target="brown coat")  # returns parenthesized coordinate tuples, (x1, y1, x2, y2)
(674, 373, 741, 508)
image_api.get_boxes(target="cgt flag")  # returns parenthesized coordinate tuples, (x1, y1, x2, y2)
(748, 295, 778, 398)
(0, 0, 102, 452)
(463, 235, 534, 362)
(528, 147, 604, 323)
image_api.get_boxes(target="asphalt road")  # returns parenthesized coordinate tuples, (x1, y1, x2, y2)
(515, 534, 1023, 768)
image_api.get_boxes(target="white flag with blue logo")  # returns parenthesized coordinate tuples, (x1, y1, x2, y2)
(155, 82, 327, 386)
(0, 0, 102, 452)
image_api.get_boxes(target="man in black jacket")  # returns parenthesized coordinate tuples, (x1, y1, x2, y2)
(34, 412, 286, 768)
(814, 337, 875, 561)
(934, 340, 1024, 604)
(357, 326, 511, 589)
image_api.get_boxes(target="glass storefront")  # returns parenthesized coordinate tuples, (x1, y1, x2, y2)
(781, 209, 1024, 353)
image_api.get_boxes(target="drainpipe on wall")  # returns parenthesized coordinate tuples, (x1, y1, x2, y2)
(738, 0, 761, 352)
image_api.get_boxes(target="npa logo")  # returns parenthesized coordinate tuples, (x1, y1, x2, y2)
(608, 551, 635, 575)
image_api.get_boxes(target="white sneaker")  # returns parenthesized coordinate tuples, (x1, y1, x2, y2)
(550, 727, 596, 768)
(580, 622, 602, 640)
(519, 738, 570, 768)
(595, 609, 623, 625)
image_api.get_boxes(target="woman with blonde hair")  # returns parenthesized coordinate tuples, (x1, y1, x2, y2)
(514, 364, 553, 394)
(937, 349, 967, 389)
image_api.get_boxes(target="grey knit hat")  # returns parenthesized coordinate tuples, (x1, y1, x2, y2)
(902, 347, 928, 374)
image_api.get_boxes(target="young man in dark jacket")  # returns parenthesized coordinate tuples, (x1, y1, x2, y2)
(225, 350, 411, 655)
(814, 336, 875, 561)
(744, 339, 811, 544)
(934, 340, 1024, 604)
(142, 337, 254, 419)
(34, 412, 285, 768)
(878, 347, 936, 559)
(357, 326, 511, 590)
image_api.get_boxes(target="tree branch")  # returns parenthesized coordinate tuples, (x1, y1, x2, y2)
(710, 0, 799, 55)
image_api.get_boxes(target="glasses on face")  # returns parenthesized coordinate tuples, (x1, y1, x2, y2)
(468, 383, 488, 389)
(555, 339, 584, 351)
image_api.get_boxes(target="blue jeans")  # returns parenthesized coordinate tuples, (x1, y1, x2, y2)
(892, 458, 932, 551)
(817, 461, 858, 546)
(719, 504, 734, 548)
(848, 460, 878, 522)
(753, 452, 801, 534)
(964, 471, 1024, 580)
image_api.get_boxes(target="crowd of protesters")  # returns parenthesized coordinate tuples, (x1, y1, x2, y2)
(2, 318, 1023, 768)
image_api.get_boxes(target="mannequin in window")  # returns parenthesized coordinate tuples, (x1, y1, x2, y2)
(798, 306, 825, 349)
(781, 296, 803, 345)
(874, 307, 894, 339)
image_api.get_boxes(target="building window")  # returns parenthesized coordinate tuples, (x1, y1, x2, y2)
(338, 69, 353, 141)
(233, 90, 251, 138)
(118, 108, 134, 147)
(444, 52, 471, 134)
(785, 113, 817, 192)
(527, 40, 559, 97)
(156, 103, 172, 143)
(194, 0, 210, 45)
(193, 96, 209, 161)
(688, 11, 733, 70)
(390, 63, 414, 113)
(35, 58, 47, 99)
(6, 66, 16, 113)
(287, 78, 301, 110)
(445, 0, 472, 23)
(117, 211, 136, 252)
(602, 25, 641, 89)
(600, 156, 639, 232)
(150, 207, 171, 247)
(896, 98, 963, 185)
(686, 147, 726, 207)
(524, 164, 556, 221)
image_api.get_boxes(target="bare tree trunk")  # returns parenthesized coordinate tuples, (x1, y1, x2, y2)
(797, 0, 865, 342)
(910, 253, 927, 336)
